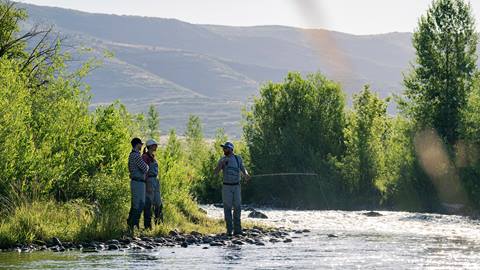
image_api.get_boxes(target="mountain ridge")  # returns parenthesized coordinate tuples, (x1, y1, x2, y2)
(19, 2, 421, 137)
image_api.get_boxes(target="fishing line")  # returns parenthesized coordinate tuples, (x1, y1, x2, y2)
(250, 173, 318, 178)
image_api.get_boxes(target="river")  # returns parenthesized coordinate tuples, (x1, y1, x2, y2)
(1, 206, 480, 269)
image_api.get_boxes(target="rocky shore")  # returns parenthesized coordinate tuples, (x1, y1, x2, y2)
(0, 226, 312, 253)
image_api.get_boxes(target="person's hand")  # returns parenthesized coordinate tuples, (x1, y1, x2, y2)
(221, 157, 228, 167)
(244, 174, 251, 183)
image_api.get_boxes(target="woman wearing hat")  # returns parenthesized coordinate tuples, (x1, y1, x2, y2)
(142, 139, 163, 229)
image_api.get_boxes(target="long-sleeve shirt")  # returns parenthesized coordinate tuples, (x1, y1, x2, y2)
(128, 149, 149, 180)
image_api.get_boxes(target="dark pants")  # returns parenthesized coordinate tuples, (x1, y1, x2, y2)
(144, 197, 163, 229)
(127, 180, 145, 229)
(144, 177, 163, 229)
(222, 184, 242, 234)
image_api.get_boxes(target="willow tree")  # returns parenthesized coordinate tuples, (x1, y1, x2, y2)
(402, 0, 478, 145)
(243, 72, 346, 208)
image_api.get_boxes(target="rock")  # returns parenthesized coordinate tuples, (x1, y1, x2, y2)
(232, 240, 244, 245)
(169, 230, 179, 237)
(254, 241, 265, 246)
(283, 238, 293, 243)
(33, 240, 46, 246)
(243, 206, 256, 211)
(245, 238, 256, 244)
(302, 229, 311, 233)
(213, 203, 223, 208)
(119, 238, 131, 244)
(202, 247, 209, 249)
(180, 242, 188, 248)
(190, 231, 202, 237)
(327, 234, 338, 238)
(82, 247, 98, 253)
(83, 242, 98, 249)
(363, 211, 383, 217)
(294, 230, 303, 234)
(154, 237, 166, 243)
(51, 237, 62, 246)
(106, 240, 120, 245)
(141, 237, 153, 242)
(252, 226, 264, 231)
(269, 238, 280, 243)
(202, 237, 213, 244)
(209, 242, 223, 247)
(108, 244, 120, 250)
(174, 235, 185, 242)
(248, 210, 268, 219)
(186, 237, 197, 244)
(248, 232, 260, 237)
(131, 245, 144, 250)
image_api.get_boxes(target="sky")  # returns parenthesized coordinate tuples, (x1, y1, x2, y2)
(15, 0, 480, 35)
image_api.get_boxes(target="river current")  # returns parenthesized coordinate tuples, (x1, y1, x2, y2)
(1, 205, 480, 269)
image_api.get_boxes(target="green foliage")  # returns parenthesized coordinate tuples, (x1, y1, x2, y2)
(243, 72, 346, 208)
(193, 129, 227, 203)
(0, 2, 224, 248)
(402, 0, 478, 145)
(245, 72, 345, 173)
(0, 1, 28, 59)
(146, 105, 160, 140)
(185, 115, 207, 173)
(399, 0, 480, 210)
(340, 86, 389, 205)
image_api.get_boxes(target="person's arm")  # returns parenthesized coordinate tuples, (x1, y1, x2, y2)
(141, 154, 153, 192)
(135, 153, 149, 174)
(214, 157, 226, 176)
(239, 157, 251, 181)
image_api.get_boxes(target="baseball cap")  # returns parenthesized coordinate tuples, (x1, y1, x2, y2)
(146, 139, 158, 147)
(131, 137, 143, 147)
(220, 141, 234, 150)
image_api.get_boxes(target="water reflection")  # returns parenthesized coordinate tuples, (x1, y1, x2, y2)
(2, 208, 480, 269)
(222, 245, 243, 263)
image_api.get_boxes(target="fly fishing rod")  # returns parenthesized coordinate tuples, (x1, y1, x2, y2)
(250, 172, 318, 178)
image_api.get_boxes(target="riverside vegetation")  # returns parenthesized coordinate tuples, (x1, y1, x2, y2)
(2, 0, 480, 250)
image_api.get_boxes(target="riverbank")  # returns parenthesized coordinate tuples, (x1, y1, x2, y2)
(2, 208, 480, 269)
(0, 226, 306, 253)
(0, 200, 226, 250)
(0, 200, 296, 252)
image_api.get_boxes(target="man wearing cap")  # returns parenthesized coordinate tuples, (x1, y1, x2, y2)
(142, 139, 163, 229)
(127, 137, 149, 232)
(214, 141, 250, 236)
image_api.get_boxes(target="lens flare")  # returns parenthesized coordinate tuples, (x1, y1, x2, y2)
(414, 129, 467, 205)
(293, 0, 352, 82)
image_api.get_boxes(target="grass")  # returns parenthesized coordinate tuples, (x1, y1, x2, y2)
(0, 199, 227, 248)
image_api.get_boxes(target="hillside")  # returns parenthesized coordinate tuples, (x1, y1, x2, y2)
(20, 3, 418, 137)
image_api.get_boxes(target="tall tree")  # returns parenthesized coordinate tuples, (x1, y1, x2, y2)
(146, 105, 160, 140)
(185, 115, 207, 172)
(342, 86, 389, 200)
(402, 0, 478, 145)
(244, 72, 346, 174)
